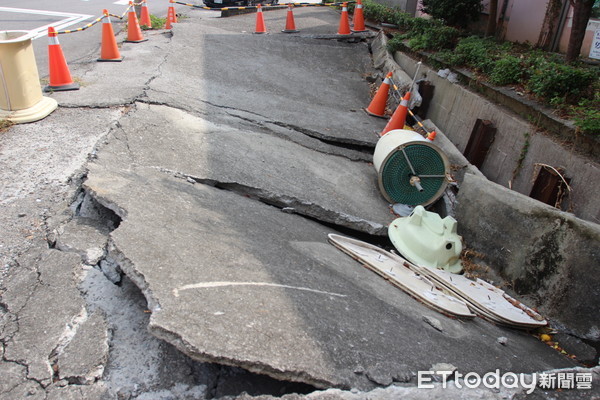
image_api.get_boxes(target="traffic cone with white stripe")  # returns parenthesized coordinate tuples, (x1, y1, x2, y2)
(44, 27, 80, 92)
(338, 3, 351, 35)
(168, 0, 178, 23)
(140, 0, 152, 28)
(365, 72, 393, 117)
(125, 1, 148, 42)
(352, 0, 366, 32)
(380, 92, 411, 136)
(282, 4, 299, 33)
(98, 10, 123, 62)
(255, 4, 267, 34)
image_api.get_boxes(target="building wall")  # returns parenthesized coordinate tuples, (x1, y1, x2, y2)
(501, 0, 550, 44)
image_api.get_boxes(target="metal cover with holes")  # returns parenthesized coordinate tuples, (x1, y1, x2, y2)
(379, 142, 448, 206)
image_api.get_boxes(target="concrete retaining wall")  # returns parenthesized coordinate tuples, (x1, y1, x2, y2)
(375, 38, 600, 225)
(370, 33, 600, 341)
(455, 173, 600, 341)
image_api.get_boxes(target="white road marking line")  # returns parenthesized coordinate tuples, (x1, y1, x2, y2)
(173, 281, 347, 298)
(0, 7, 93, 40)
(113, 0, 130, 5)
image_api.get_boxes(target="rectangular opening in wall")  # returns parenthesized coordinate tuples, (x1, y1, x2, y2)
(530, 165, 571, 209)
(414, 81, 435, 120)
(463, 119, 496, 169)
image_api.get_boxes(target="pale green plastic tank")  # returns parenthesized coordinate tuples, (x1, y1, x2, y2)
(388, 205, 463, 273)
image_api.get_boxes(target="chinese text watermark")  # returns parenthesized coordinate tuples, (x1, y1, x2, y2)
(418, 369, 593, 394)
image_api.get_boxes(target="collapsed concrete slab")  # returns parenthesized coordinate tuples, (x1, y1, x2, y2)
(82, 164, 575, 390)
(54, 218, 110, 266)
(91, 103, 392, 235)
(145, 9, 386, 148)
(455, 173, 600, 341)
(56, 312, 109, 384)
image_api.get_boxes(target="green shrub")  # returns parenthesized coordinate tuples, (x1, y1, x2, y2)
(489, 56, 523, 86)
(574, 108, 600, 136)
(141, 14, 166, 30)
(391, 11, 414, 30)
(406, 15, 436, 34)
(441, 36, 496, 73)
(407, 25, 459, 51)
(526, 58, 596, 103)
(362, 0, 397, 24)
(572, 92, 600, 136)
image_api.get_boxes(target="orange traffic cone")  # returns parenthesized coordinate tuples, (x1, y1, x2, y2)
(338, 2, 351, 35)
(44, 27, 79, 92)
(365, 72, 393, 118)
(125, 2, 148, 42)
(98, 10, 123, 62)
(140, 0, 152, 28)
(165, 11, 173, 29)
(282, 4, 299, 33)
(255, 4, 267, 34)
(352, 0, 366, 32)
(380, 92, 411, 136)
(426, 130, 437, 141)
(168, 1, 178, 23)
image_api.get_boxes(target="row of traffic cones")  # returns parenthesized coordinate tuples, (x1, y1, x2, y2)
(255, 4, 298, 34)
(338, 1, 366, 35)
(45, 1, 178, 92)
(365, 64, 437, 139)
(255, 0, 367, 35)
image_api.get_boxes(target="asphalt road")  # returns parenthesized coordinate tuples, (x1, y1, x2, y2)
(0, 0, 184, 78)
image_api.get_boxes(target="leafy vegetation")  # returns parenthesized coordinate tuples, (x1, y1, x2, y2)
(141, 14, 166, 30)
(489, 56, 522, 86)
(360, 0, 599, 136)
(526, 56, 596, 102)
(571, 91, 600, 135)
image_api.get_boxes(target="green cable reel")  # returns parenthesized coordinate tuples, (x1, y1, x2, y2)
(373, 130, 449, 206)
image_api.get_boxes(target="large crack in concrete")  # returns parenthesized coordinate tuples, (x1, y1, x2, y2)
(49, 186, 322, 398)
(90, 102, 392, 236)
(79, 154, 580, 393)
(133, 98, 374, 163)
(159, 168, 386, 236)
(9, 8, 591, 398)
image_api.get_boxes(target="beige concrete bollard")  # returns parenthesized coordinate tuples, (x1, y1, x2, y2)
(0, 31, 57, 123)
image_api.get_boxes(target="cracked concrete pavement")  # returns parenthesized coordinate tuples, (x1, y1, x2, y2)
(1, 5, 597, 400)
